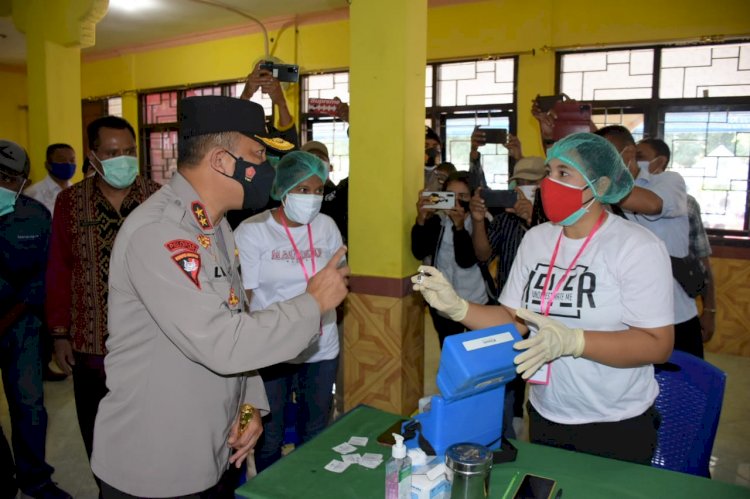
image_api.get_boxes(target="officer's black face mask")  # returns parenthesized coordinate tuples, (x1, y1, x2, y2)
(222, 151, 275, 211)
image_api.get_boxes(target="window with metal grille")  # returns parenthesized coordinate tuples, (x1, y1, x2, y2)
(139, 81, 276, 185)
(300, 58, 518, 189)
(558, 41, 750, 240)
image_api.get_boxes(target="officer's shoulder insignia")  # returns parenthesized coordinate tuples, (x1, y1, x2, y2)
(228, 287, 240, 307)
(164, 239, 199, 253)
(197, 234, 211, 249)
(172, 251, 202, 289)
(254, 135, 295, 152)
(191, 201, 212, 230)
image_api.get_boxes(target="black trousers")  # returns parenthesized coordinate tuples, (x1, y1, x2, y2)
(674, 315, 703, 359)
(72, 352, 108, 461)
(527, 402, 660, 465)
(99, 467, 241, 499)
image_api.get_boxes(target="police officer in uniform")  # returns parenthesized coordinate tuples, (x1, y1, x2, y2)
(91, 96, 349, 498)
(0, 140, 72, 499)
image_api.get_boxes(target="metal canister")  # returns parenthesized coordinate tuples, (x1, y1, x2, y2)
(445, 443, 493, 499)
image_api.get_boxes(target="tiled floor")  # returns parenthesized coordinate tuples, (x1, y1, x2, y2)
(1, 328, 748, 497)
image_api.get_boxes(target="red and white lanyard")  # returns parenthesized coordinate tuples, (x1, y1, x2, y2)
(280, 208, 322, 336)
(539, 211, 606, 317)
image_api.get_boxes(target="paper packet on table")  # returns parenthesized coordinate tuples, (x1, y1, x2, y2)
(408, 449, 450, 499)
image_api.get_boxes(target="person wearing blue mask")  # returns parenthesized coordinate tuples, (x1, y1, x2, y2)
(23, 143, 76, 216)
(413, 133, 675, 466)
(44, 117, 161, 492)
(0, 140, 72, 499)
(24, 143, 76, 383)
(90, 97, 349, 498)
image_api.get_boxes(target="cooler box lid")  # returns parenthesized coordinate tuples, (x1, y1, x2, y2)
(437, 323, 522, 401)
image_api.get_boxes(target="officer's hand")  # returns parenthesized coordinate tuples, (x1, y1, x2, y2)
(227, 411, 262, 468)
(53, 338, 75, 376)
(307, 246, 350, 313)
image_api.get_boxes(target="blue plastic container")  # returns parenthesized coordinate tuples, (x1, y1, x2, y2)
(405, 323, 522, 456)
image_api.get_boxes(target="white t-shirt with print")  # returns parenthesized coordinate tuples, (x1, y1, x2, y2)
(499, 214, 674, 425)
(235, 209, 343, 363)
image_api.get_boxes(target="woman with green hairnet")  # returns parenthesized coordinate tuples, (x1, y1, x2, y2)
(234, 150, 345, 472)
(413, 133, 675, 465)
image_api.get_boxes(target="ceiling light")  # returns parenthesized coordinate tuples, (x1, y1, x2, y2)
(109, 0, 158, 12)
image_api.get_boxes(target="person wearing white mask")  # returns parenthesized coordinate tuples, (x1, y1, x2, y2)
(595, 126, 701, 359)
(234, 150, 344, 472)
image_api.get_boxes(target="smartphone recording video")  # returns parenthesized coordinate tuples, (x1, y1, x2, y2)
(481, 189, 517, 209)
(422, 191, 456, 210)
(478, 127, 508, 144)
(259, 61, 300, 83)
(535, 94, 565, 113)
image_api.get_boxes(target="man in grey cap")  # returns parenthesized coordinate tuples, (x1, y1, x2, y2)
(0, 140, 72, 499)
(91, 96, 349, 497)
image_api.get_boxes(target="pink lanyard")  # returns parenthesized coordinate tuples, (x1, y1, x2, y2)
(280, 208, 316, 282)
(539, 211, 606, 316)
(280, 209, 322, 337)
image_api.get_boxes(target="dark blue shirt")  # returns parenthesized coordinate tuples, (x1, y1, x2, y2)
(0, 194, 51, 316)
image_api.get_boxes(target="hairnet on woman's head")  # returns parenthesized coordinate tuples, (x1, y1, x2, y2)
(546, 133, 634, 204)
(270, 150, 328, 201)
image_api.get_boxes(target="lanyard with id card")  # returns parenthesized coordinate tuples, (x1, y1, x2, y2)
(280, 209, 323, 336)
(527, 211, 606, 385)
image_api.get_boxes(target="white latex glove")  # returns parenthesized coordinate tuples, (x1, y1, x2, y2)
(512, 308, 585, 380)
(411, 265, 469, 322)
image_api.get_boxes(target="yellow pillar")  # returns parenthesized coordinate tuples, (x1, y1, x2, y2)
(344, 0, 427, 415)
(12, 0, 107, 183)
(121, 92, 140, 152)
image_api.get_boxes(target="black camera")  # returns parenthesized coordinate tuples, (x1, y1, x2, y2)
(259, 61, 299, 83)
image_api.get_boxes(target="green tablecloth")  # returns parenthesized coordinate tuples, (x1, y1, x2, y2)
(236, 405, 750, 498)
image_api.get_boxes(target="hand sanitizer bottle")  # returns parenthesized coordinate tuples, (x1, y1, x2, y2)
(385, 433, 412, 499)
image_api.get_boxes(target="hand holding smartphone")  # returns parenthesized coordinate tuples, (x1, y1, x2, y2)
(258, 61, 300, 82)
(477, 126, 508, 144)
(480, 189, 517, 209)
(422, 191, 456, 210)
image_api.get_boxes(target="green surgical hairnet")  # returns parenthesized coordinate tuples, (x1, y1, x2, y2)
(270, 150, 329, 201)
(546, 132, 634, 204)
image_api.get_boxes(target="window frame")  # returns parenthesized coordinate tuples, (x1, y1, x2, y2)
(556, 41, 750, 246)
(299, 57, 519, 183)
(138, 80, 274, 184)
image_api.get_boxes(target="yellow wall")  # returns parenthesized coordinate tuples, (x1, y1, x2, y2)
(2, 0, 748, 354)
(0, 67, 29, 151)
(75, 0, 750, 161)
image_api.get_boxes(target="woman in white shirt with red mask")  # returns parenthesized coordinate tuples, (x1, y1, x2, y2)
(235, 151, 344, 472)
(413, 133, 675, 465)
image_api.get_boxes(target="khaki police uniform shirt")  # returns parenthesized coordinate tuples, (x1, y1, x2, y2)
(91, 173, 320, 497)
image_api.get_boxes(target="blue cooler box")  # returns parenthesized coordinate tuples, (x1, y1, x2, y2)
(405, 323, 521, 456)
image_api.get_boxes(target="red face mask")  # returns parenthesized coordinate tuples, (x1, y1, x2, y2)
(540, 176, 593, 226)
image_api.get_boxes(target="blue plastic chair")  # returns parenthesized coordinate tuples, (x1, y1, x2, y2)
(651, 350, 727, 477)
